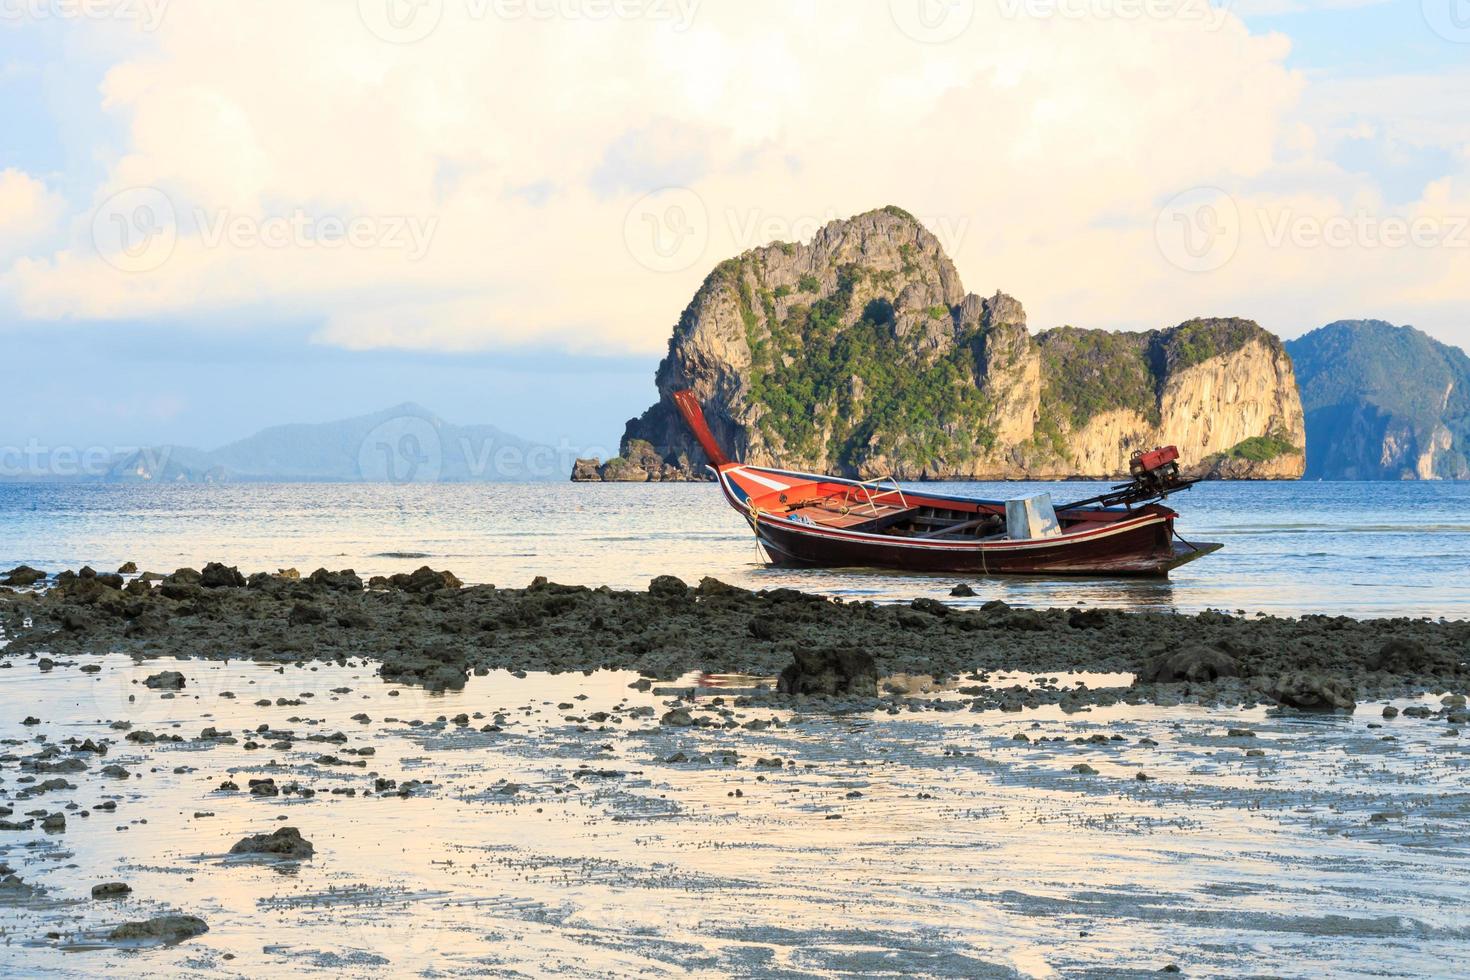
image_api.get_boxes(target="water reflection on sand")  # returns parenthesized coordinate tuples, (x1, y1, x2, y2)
(1, 657, 1465, 977)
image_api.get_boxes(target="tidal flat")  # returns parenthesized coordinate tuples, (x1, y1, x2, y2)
(1, 566, 1468, 977)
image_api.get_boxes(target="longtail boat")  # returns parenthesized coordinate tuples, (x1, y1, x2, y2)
(672, 390, 1222, 577)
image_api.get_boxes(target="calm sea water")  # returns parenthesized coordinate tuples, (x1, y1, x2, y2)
(1, 480, 1466, 619)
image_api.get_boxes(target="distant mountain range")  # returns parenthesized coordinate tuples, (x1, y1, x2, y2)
(3, 404, 576, 483)
(1287, 321, 1470, 480)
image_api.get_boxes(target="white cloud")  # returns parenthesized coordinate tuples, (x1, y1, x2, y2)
(0, 168, 63, 261)
(2, 0, 1468, 353)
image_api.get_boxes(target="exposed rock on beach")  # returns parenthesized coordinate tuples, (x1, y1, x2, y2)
(1, 563, 1466, 706)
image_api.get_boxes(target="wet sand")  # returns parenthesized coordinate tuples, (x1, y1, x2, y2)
(2, 566, 1468, 976)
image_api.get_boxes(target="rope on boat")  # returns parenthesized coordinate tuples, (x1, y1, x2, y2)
(747, 498, 771, 564)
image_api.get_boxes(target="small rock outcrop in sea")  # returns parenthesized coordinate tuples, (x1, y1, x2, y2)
(570, 440, 700, 482)
(107, 914, 209, 944)
(229, 827, 314, 859)
(144, 671, 186, 690)
(776, 647, 879, 696)
(1262, 671, 1357, 711)
(1, 565, 47, 587)
(573, 206, 1305, 482)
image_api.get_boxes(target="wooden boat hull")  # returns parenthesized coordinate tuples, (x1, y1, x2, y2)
(752, 510, 1218, 576)
(714, 463, 1221, 579)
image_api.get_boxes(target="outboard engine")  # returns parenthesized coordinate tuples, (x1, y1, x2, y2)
(1128, 446, 1183, 495)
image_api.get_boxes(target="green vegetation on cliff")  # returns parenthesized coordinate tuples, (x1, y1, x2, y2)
(729, 259, 995, 471)
(1036, 327, 1158, 430)
(1222, 431, 1300, 463)
(1034, 318, 1268, 434)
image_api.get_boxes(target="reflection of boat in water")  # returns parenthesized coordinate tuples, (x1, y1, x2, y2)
(673, 390, 1222, 578)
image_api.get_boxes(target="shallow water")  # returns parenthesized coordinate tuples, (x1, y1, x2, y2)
(1, 656, 1466, 977)
(2, 480, 1469, 618)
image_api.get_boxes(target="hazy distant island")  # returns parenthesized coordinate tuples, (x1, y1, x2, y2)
(575, 207, 1469, 483)
(1288, 320, 1470, 480)
(0, 404, 573, 484)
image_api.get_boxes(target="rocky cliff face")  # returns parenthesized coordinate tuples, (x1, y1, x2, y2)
(1286, 321, 1470, 480)
(579, 207, 1305, 481)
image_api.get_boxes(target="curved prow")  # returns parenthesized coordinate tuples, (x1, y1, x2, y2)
(671, 389, 732, 467)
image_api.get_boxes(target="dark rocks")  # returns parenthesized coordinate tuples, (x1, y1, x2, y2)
(157, 580, 202, 601)
(2, 565, 46, 587)
(288, 603, 326, 627)
(696, 577, 746, 596)
(911, 597, 950, 617)
(117, 562, 138, 574)
(1263, 671, 1357, 711)
(378, 644, 468, 691)
(1135, 645, 1241, 684)
(660, 708, 694, 727)
(308, 568, 364, 592)
(776, 647, 879, 696)
(107, 914, 209, 944)
(1068, 607, 1110, 629)
(949, 583, 976, 597)
(144, 670, 186, 691)
(648, 575, 689, 598)
(229, 826, 314, 859)
(1368, 637, 1458, 674)
(199, 562, 246, 588)
(92, 881, 132, 899)
(378, 566, 461, 593)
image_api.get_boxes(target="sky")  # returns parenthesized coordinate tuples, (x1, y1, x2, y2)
(1, 0, 1468, 456)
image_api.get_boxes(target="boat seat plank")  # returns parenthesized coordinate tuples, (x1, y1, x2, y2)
(795, 500, 919, 531)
